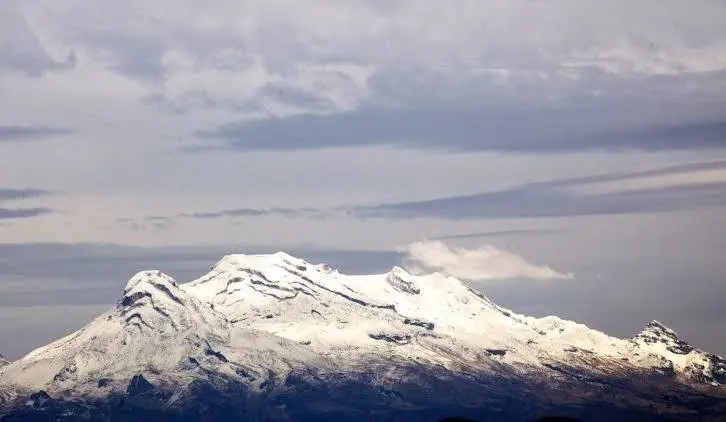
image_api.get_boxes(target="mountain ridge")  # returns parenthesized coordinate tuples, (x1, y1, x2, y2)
(1, 251, 725, 421)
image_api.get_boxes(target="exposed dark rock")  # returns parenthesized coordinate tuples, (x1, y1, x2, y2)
(403, 317, 435, 330)
(28, 391, 52, 409)
(368, 333, 412, 345)
(667, 341, 694, 355)
(204, 348, 229, 363)
(708, 354, 726, 384)
(126, 374, 154, 396)
(485, 348, 507, 357)
(52, 362, 80, 384)
(120, 291, 152, 308)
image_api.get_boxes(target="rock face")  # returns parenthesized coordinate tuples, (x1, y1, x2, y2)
(125, 374, 153, 396)
(0, 355, 8, 368)
(0, 252, 725, 422)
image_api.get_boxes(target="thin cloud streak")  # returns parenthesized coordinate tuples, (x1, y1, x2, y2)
(115, 161, 726, 229)
(0, 188, 51, 200)
(432, 229, 563, 241)
(0, 126, 71, 143)
(0, 208, 53, 220)
(353, 163, 726, 221)
(193, 104, 726, 153)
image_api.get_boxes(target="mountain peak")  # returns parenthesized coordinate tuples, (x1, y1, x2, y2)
(120, 270, 180, 308)
(643, 320, 677, 336)
(634, 320, 694, 355)
(211, 251, 322, 273)
(124, 270, 176, 293)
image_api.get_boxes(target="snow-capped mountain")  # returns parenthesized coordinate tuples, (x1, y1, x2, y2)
(0, 252, 725, 422)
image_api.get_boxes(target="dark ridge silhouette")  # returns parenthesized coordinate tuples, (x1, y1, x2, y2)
(438, 418, 478, 422)
(436, 418, 582, 422)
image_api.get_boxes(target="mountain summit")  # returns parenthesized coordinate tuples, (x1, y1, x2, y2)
(1, 252, 725, 421)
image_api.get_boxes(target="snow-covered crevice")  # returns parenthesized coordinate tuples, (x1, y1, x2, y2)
(288, 268, 398, 311)
(386, 267, 421, 295)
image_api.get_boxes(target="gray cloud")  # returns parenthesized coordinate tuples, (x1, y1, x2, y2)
(0, 188, 55, 220)
(0, 188, 50, 200)
(354, 161, 726, 220)
(118, 161, 726, 227)
(193, 101, 726, 153)
(0, 2, 76, 76)
(118, 207, 328, 231)
(0, 207, 53, 220)
(115, 216, 175, 231)
(530, 160, 726, 188)
(433, 229, 563, 241)
(181, 207, 324, 220)
(0, 125, 71, 143)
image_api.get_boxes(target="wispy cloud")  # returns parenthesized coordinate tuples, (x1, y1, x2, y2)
(0, 188, 51, 200)
(116, 207, 327, 231)
(194, 104, 726, 153)
(432, 229, 563, 241)
(402, 240, 572, 281)
(180, 207, 325, 220)
(0, 207, 53, 220)
(354, 161, 726, 220)
(0, 125, 71, 143)
(112, 161, 726, 229)
(0, 188, 55, 220)
(115, 216, 175, 231)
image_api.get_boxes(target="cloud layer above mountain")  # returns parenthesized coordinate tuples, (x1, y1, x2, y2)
(403, 241, 572, 281)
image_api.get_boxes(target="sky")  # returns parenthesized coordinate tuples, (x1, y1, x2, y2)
(1, 0, 726, 360)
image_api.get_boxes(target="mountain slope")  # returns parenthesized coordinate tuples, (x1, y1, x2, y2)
(0, 252, 724, 422)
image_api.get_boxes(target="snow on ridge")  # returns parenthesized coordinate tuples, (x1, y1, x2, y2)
(124, 270, 177, 294)
(1, 250, 724, 394)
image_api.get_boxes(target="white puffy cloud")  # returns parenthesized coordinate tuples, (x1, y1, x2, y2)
(403, 240, 572, 281)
